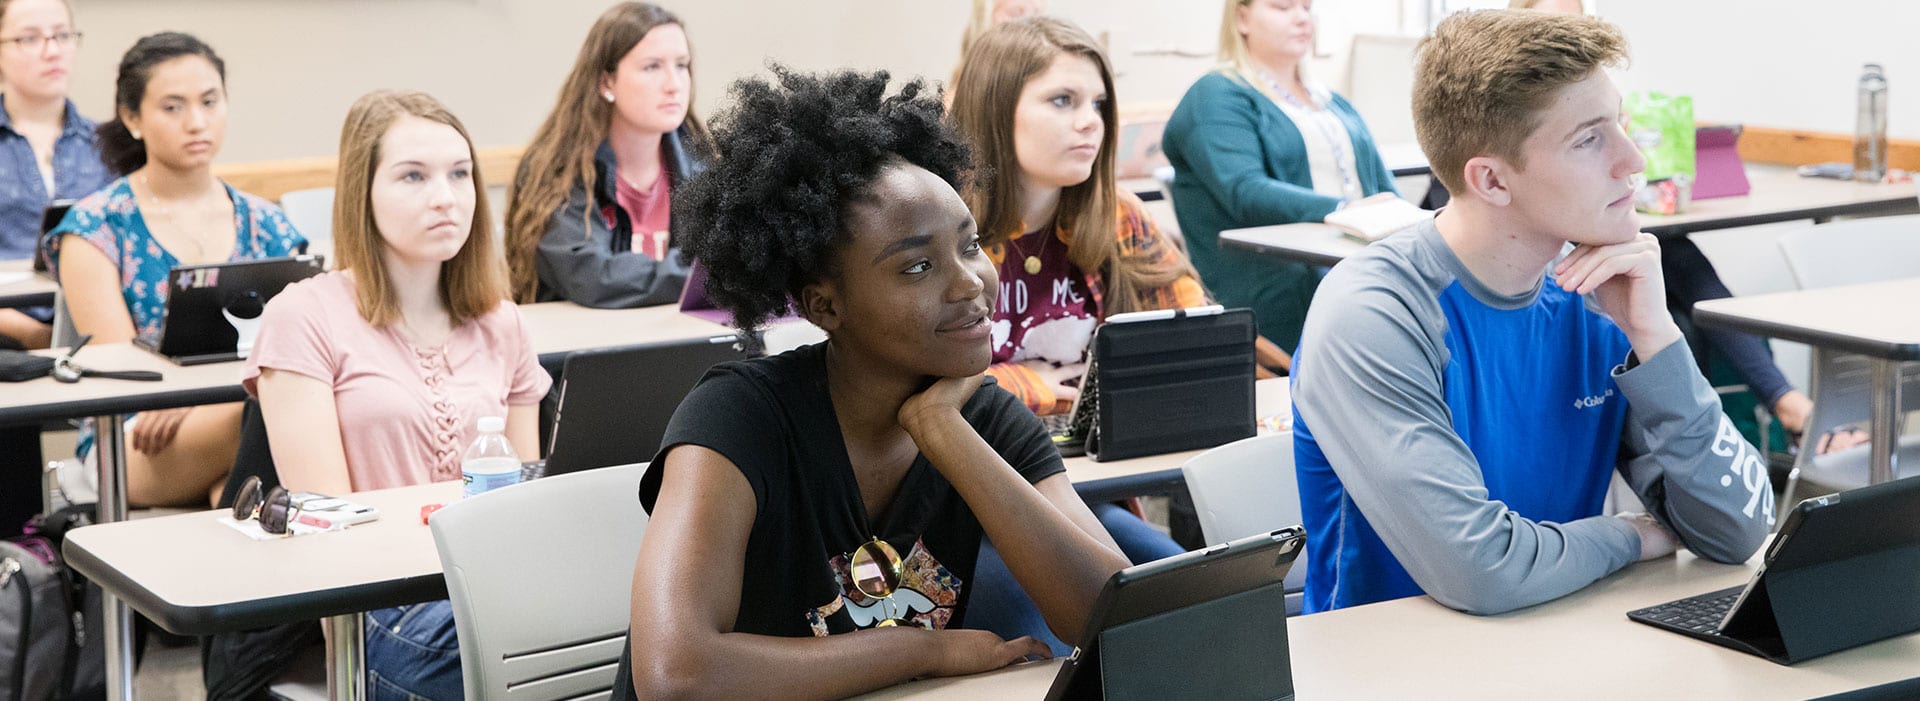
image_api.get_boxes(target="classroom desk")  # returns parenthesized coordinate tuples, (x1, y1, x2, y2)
(0, 257, 56, 309)
(1120, 141, 1433, 203)
(65, 384, 1294, 701)
(0, 303, 734, 699)
(1064, 378, 1289, 503)
(66, 481, 460, 700)
(1694, 278, 1920, 485)
(851, 546, 1920, 700)
(1220, 164, 1920, 267)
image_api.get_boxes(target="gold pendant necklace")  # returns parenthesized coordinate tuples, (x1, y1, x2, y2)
(1015, 227, 1053, 276)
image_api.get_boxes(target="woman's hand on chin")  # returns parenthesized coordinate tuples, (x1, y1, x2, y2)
(898, 373, 985, 437)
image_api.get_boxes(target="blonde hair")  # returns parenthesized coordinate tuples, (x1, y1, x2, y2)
(1413, 10, 1627, 194)
(333, 90, 506, 327)
(504, 2, 707, 304)
(952, 16, 1182, 315)
(1214, 0, 1306, 103)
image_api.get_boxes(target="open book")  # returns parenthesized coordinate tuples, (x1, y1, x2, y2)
(1323, 196, 1434, 243)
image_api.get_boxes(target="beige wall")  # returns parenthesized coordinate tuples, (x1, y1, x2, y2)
(62, 0, 1395, 166)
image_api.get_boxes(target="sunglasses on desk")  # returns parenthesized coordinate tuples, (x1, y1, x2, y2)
(230, 475, 298, 535)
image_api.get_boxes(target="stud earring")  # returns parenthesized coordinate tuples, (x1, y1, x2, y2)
(602, 91, 615, 103)
(129, 129, 141, 140)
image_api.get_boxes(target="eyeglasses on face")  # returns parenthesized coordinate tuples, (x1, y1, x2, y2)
(0, 31, 81, 52)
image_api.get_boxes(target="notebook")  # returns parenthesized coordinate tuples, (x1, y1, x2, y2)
(542, 336, 753, 476)
(1323, 196, 1433, 243)
(1626, 475, 1920, 664)
(1045, 527, 1304, 701)
(137, 256, 326, 365)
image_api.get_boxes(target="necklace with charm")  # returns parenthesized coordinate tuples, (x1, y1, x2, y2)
(1011, 228, 1054, 275)
(137, 173, 227, 262)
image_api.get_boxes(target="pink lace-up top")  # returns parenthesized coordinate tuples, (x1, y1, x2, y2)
(242, 272, 551, 491)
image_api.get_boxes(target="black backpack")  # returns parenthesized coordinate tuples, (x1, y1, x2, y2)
(0, 504, 111, 701)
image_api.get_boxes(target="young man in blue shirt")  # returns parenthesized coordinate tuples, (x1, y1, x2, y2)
(1290, 10, 1773, 615)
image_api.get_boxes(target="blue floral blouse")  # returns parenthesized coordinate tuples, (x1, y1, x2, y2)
(45, 177, 307, 343)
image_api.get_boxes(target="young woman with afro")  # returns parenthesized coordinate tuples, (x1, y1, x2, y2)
(610, 66, 1130, 699)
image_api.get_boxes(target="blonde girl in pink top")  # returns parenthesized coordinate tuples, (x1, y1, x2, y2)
(242, 90, 550, 698)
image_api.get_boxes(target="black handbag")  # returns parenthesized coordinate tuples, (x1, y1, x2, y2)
(0, 350, 54, 382)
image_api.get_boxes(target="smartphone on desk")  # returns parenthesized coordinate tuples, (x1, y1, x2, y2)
(288, 492, 381, 529)
(1797, 162, 1853, 180)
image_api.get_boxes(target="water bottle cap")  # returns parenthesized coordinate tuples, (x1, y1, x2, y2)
(477, 416, 505, 433)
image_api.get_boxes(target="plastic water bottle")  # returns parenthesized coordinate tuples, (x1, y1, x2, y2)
(1854, 63, 1889, 183)
(461, 416, 520, 499)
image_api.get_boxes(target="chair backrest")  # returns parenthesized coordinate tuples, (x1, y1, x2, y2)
(431, 463, 650, 701)
(1345, 34, 1420, 145)
(1776, 214, 1920, 290)
(1793, 348, 1920, 472)
(1180, 433, 1304, 598)
(277, 188, 335, 258)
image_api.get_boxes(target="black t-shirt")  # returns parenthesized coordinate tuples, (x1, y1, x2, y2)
(612, 343, 1062, 696)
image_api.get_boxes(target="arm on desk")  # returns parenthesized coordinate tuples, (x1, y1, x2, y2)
(627, 445, 1051, 700)
(1293, 297, 1642, 615)
(255, 368, 353, 496)
(1613, 339, 1773, 565)
(55, 235, 138, 343)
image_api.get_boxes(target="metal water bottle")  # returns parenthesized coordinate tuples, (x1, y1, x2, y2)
(1853, 63, 1889, 183)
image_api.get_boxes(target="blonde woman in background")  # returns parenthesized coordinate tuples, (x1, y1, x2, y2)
(1160, 0, 1399, 355)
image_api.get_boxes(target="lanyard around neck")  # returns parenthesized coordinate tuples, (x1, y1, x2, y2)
(1261, 72, 1361, 200)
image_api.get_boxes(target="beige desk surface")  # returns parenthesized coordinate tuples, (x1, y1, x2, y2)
(1060, 379, 1289, 487)
(1220, 164, 1920, 267)
(63, 481, 460, 634)
(519, 301, 737, 357)
(1693, 278, 1920, 361)
(855, 547, 1920, 700)
(0, 257, 57, 307)
(0, 303, 738, 425)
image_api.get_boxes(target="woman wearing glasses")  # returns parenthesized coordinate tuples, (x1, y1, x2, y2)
(45, 32, 304, 508)
(1162, 0, 1399, 355)
(613, 67, 1129, 699)
(503, 1, 711, 308)
(0, 0, 104, 350)
(246, 90, 549, 700)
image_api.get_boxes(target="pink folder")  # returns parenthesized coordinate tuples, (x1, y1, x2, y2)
(1693, 125, 1751, 199)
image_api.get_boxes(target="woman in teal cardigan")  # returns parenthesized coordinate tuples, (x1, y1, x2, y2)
(1163, 0, 1398, 354)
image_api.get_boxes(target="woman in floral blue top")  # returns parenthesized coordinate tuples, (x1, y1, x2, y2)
(46, 32, 303, 507)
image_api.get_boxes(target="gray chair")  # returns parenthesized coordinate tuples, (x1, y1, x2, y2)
(1774, 214, 1920, 509)
(277, 187, 335, 259)
(430, 463, 649, 700)
(1180, 432, 1305, 615)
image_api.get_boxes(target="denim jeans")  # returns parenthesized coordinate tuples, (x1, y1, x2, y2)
(965, 502, 1187, 655)
(365, 601, 463, 701)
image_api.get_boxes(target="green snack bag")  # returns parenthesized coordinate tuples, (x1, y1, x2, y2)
(1626, 91, 1695, 182)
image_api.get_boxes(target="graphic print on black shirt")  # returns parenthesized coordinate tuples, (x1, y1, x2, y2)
(808, 538, 964, 635)
(635, 342, 1066, 639)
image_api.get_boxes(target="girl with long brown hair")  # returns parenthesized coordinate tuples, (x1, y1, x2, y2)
(951, 16, 1285, 415)
(950, 15, 1233, 657)
(503, 1, 710, 307)
(246, 90, 549, 698)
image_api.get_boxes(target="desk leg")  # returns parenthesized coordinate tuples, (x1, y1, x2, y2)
(94, 414, 136, 701)
(326, 613, 366, 700)
(1869, 359, 1901, 485)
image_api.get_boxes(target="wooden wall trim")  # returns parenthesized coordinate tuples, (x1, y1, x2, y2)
(212, 145, 526, 202)
(1733, 125, 1920, 171)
